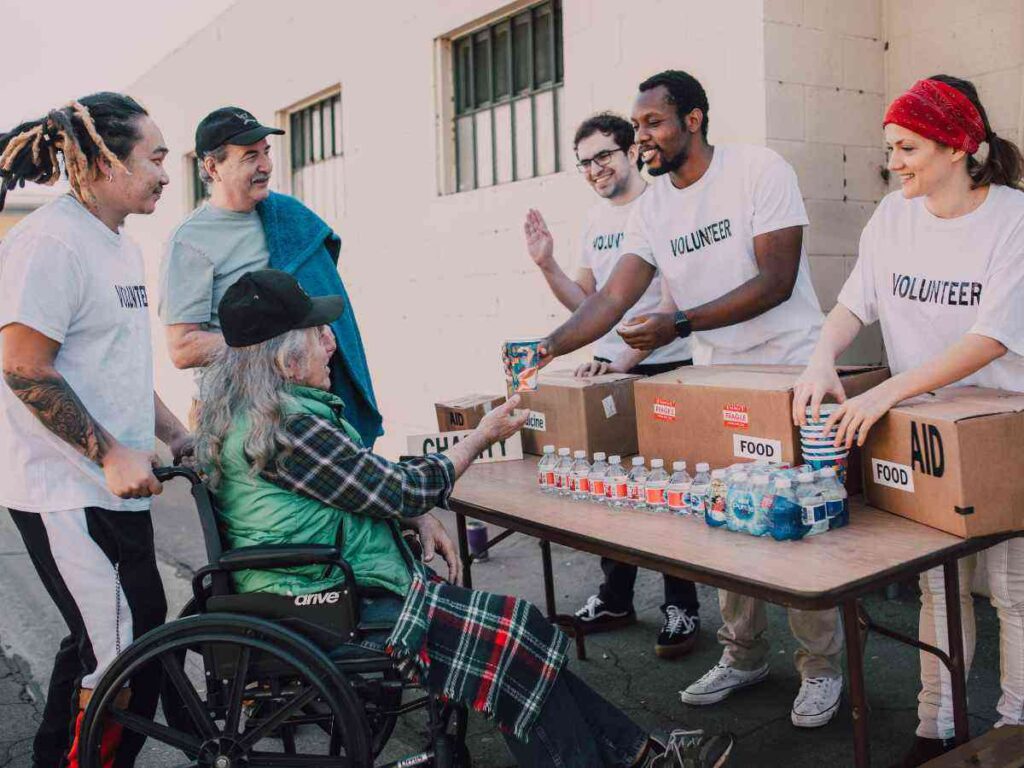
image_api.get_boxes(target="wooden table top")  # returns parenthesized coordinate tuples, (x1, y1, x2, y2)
(450, 460, 1012, 608)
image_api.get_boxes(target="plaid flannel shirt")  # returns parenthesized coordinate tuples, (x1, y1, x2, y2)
(260, 410, 568, 741)
(262, 413, 454, 519)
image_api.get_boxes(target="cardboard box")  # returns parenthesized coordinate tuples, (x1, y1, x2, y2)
(635, 364, 890, 491)
(515, 369, 642, 456)
(862, 386, 1024, 538)
(435, 394, 505, 433)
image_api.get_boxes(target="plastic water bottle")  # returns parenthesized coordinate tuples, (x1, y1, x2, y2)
(688, 462, 712, 517)
(644, 459, 669, 511)
(748, 474, 772, 537)
(537, 445, 556, 493)
(795, 472, 828, 536)
(725, 472, 750, 532)
(588, 452, 609, 502)
(552, 448, 572, 496)
(818, 467, 849, 529)
(626, 457, 649, 509)
(606, 455, 629, 507)
(569, 450, 591, 500)
(666, 461, 692, 516)
(769, 477, 807, 541)
(706, 469, 729, 528)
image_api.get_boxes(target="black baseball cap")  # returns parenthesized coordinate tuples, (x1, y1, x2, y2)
(219, 269, 345, 348)
(195, 106, 284, 156)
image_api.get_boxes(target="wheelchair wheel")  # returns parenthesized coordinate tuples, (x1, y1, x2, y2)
(80, 613, 373, 768)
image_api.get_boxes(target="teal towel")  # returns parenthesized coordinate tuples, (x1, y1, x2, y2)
(257, 192, 383, 448)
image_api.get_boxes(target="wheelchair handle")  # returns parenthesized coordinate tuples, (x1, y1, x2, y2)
(153, 466, 203, 485)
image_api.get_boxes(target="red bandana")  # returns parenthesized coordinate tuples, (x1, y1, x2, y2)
(883, 79, 986, 154)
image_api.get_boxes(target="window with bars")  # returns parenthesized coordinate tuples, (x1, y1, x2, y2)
(286, 90, 344, 220)
(450, 0, 564, 193)
(189, 153, 210, 208)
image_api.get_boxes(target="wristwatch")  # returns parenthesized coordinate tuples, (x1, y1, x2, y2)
(673, 310, 692, 339)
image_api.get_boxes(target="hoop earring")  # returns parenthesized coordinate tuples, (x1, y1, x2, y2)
(106, 174, 113, 183)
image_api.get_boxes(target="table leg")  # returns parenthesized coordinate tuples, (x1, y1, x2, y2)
(842, 599, 870, 768)
(540, 540, 587, 660)
(943, 559, 970, 745)
(540, 540, 557, 618)
(456, 512, 472, 590)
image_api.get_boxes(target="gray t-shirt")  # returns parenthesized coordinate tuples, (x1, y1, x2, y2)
(158, 203, 270, 331)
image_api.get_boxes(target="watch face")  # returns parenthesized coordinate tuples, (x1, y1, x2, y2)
(674, 311, 691, 338)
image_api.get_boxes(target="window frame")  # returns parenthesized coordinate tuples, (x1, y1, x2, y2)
(444, 0, 564, 194)
(187, 152, 209, 209)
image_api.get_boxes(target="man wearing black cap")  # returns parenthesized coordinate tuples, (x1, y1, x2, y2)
(159, 107, 383, 447)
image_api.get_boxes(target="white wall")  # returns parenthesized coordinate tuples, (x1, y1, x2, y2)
(127, 0, 768, 457)
(763, 0, 888, 365)
(886, 0, 1024, 144)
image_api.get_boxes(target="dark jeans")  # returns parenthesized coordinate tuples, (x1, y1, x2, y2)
(598, 558, 699, 614)
(594, 356, 700, 616)
(336, 595, 648, 768)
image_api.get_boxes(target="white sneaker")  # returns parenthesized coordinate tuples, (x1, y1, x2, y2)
(680, 662, 769, 706)
(790, 676, 842, 728)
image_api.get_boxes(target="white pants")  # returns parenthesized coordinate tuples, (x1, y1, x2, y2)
(916, 538, 1024, 739)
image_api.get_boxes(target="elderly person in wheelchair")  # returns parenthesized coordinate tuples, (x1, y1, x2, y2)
(173, 269, 729, 768)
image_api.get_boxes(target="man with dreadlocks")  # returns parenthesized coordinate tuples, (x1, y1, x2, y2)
(0, 93, 192, 768)
(158, 106, 382, 448)
(510, 70, 844, 729)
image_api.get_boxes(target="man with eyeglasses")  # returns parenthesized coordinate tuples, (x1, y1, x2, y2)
(519, 71, 841, 730)
(522, 112, 696, 659)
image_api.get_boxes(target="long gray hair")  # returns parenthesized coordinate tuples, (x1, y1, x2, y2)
(196, 327, 319, 490)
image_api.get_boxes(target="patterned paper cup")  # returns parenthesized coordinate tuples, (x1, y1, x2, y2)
(807, 455, 849, 484)
(505, 338, 544, 392)
(801, 437, 841, 450)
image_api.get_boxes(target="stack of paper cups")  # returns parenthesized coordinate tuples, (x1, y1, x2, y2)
(800, 404, 849, 484)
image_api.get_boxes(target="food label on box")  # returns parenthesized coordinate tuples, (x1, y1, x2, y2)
(722, 404, 749, 430)
(733, 434, 783, 462)
(522, 410, 547, 431)
(653, 398, 677, 422)
(871, 458, 916, 493)
(602, 395, 617, 419)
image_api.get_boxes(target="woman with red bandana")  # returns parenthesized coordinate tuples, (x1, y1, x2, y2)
(792, 75, 1024, 767)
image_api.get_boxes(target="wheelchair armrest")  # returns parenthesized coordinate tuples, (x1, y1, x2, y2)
(216, 545, 358, 600)
(218, 544, 344, 571)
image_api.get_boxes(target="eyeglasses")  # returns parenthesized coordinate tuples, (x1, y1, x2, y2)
(575, 148, 625, 174)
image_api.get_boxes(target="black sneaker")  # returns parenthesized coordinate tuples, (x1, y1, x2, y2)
(649, 729, 735, 767)
(656, 605, 700, 659)
(573, 594, 636, 633)
(889, 736, 954, 768)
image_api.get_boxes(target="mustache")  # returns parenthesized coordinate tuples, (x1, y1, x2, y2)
(250, 174, 271, 185)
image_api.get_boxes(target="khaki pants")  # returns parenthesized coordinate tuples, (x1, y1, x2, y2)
(917, 539, 1024, 739)
(702, 331, 841, 677)
(717, 591, 844, 679)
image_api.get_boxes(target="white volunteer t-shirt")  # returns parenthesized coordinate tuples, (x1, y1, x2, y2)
(839, 186, 1024, 391)
(580, 192, 691, 365)
(621, 144, 823, 364)
(0, 195, 155, 513)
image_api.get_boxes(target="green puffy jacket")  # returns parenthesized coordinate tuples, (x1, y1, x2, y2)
(212, 386, 413, 597)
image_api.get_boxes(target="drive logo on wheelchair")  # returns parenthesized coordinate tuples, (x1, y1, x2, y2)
(293, 591, 341, 606)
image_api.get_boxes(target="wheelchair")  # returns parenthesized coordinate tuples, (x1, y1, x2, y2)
(79, 467, 471, 768)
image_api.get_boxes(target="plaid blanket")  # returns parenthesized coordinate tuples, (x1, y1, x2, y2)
(386, 566, 570, 741)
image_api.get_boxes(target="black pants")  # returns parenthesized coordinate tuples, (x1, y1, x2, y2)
(9, 508, 167, 768)
(594, 356, 700, 614)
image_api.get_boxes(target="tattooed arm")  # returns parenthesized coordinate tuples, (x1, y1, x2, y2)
(155, 392, 193, 465)
(1, 323, 163, 499)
